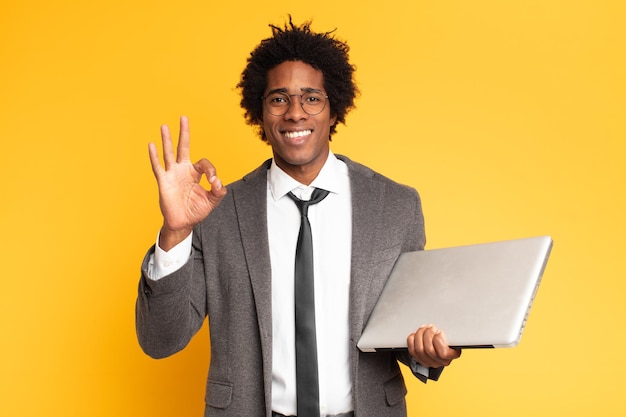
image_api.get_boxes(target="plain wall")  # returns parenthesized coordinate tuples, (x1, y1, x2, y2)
(1, 1, 624, 416)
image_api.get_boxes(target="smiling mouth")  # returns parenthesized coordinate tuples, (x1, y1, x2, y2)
(283, 130, 312, 139)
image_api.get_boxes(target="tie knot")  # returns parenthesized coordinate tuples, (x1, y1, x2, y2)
(288, 188, 330, 216)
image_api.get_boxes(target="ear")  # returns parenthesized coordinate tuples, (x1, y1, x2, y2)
(330, 113, 338, 126)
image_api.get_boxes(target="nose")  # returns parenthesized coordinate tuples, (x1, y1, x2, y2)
(283, 94, 308, 120)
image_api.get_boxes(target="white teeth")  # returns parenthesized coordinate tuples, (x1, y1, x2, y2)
(284, 130, 311, 139)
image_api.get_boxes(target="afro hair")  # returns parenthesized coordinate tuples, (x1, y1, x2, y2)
(237, 17, 359, 141)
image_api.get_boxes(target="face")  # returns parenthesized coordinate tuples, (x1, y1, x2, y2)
(263, 60, 337, 185)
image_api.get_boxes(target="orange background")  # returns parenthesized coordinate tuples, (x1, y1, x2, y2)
(1, 1, 624, 416)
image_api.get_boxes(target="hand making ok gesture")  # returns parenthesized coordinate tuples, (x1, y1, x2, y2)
(148, 116, 227, 251)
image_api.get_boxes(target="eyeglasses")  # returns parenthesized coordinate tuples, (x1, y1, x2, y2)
(262, 91, 329, 116)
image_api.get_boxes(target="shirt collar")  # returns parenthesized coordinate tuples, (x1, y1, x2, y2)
(269, 151, 348, 201)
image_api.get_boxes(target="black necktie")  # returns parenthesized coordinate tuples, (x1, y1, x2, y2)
(287, 188, 330, 417)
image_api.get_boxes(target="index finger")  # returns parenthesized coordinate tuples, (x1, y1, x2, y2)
(176, 115, 191, 163)
(432, 330, 461, 364)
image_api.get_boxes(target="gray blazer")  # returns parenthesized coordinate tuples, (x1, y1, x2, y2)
(136, 155, 434, 417)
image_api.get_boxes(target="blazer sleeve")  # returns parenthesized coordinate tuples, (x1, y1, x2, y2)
(135, 235, 207, 359)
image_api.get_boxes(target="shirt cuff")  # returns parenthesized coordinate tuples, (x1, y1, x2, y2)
(409, 356, 444, 383)
(146, 231, 193, 280)
(410, 357, 430, 378)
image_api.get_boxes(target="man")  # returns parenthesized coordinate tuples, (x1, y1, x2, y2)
(136, 18, 460, 417)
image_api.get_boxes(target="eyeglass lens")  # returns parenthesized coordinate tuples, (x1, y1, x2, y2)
(264, 92, 327, 116)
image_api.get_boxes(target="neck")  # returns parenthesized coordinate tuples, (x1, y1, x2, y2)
(284, 167, 320, 186)
(273, 152, 330, 186)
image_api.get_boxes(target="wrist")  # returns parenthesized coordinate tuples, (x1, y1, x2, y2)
(158, 225, 193, 252)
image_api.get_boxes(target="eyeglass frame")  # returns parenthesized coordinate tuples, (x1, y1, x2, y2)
(261, 89, 330, 116)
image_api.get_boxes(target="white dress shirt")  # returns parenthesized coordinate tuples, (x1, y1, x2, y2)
(148, 151, 354, 416)
(268, 152, 352, 416)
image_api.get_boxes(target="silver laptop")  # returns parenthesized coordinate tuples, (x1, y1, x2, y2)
(357, 236, 553, 351)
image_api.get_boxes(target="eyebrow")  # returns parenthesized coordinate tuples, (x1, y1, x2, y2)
(265, 87, 325, 95)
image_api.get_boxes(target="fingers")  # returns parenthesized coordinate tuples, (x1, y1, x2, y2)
(160, 123, 176, 171)
(432, 329, 461, 363)
(148, 142, 163, 178)
(407, 325, 437, 368)
(176, 115, 191, 163)
(158, 116, 190, 171)
(149, 115, 226, 201)
(195, 158, 227, 199)
(407, 324, 461, 369)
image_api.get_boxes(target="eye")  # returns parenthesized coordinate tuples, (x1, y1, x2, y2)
(270, 95, 288, 104)
(304, 93, 324, 104)
(265, 93, 289, 106)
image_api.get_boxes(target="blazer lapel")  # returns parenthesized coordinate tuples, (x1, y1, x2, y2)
(237, 156, 387, 342)
(231, 159, 274, 414)
(342, 157, 388, 342)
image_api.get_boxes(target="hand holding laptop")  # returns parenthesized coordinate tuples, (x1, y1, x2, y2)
(407, 324, 461, 368)
(358, 237, 553, 352)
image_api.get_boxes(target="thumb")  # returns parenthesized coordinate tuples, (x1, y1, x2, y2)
(208, 175, 227, 201)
